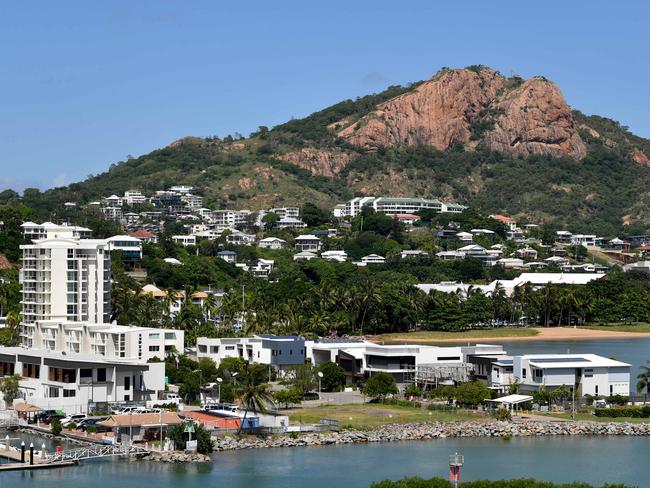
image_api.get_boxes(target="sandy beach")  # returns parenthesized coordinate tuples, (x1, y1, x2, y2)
(378, 327, 650, 344)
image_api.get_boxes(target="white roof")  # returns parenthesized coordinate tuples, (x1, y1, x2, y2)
(163, 258, 182, 265)
(107, 235, 141, 242)
(487, 394, 534, 405)
(296, 234, 320, 240)
(259, 237, 286, 243)
(524, 353, 630, 368)
(458, 244, 486, 252)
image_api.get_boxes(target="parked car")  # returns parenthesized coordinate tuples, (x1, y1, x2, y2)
(35, 410, 65, 424)
(593, 399, 609, 408)
(78, 417, 108, 432)
(61, 414, 86, 427)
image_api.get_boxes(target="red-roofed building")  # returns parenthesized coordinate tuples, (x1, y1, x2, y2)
(394, 214, 421, 225)
(129, 229, 157, 244)
(489, 214, 517, 231)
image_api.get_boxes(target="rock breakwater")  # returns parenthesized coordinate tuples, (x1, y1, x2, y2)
(212, 420, 650, 451)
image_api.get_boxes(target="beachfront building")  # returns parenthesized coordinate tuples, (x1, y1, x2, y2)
(306, 340, 466, 385)
(512, 354, 630, 397)
(196, 335, 306, 374)
(106, 235, 143, 265)
(20, 234, 111, 336)
(0, 347, 166, 413)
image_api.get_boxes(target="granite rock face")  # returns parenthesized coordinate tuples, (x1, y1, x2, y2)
(337, 68, 586, 160)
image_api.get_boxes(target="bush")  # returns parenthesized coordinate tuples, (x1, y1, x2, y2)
(51, 419, 62, 436)
(86, 425, 97, 434)
(427, 403, 456, 412)
(594, 407, 650, 418)
(167, 423, 214, 454)
(490, 407, 512, 421)
(67, 422, 77, 430)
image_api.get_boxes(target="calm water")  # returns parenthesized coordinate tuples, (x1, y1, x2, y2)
(1, 436, 648, 487)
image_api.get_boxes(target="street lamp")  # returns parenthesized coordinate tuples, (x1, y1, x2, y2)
(317, 371, 324, 399)
(193, 368, 203, 405)
(216, 377, 223, 403)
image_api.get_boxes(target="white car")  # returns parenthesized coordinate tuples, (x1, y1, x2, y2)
(61, 414, 86, 427)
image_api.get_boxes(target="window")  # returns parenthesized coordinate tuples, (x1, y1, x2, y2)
(610, 385, 613, 395)
(149, 333, 160, 339)
(225, 346, 235, 351)
(534, 369, 543, 380)
(522, 368, 527, 379)
(438, 356, 461, 361)
(22, 363, 40, 379)
(124, 376, 131, 391)
(63, 389, 76, 398)
(49, 367, 76, 383)
(584, 368, 594, 378)
(80, 369, 92, 378)
(595, 385, 599, 395)
(164, 332, 175, 340)
(149, 345, 160, 352)
(48, 387, 60, 398)
(96, 368, 106, 382)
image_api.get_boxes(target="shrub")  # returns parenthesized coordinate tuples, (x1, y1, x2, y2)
(594, 407, 649, 418)
(51, 419, 62, 436)
(86, 425, 97, 434)
(67, 422, 77, 430)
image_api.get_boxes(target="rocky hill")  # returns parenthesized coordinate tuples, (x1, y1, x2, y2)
(8, 66, 650, 236)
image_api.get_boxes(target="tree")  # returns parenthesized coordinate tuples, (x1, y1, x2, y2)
(167, 423, 214, 454)
(363, 372, 398, 400)
(284, 364, 316, 396)
(454, 381, 491, 407)
(637, 361, 650, 399)
(318, 362, 346, 392)
(235, 362, 274, 433)
(0, 374, 21, 407)
(301, 203, 331, 227)
(261, 212, 280, 231)
(272, 388, 303, 409)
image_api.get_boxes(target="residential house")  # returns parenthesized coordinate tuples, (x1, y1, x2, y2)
(321, 250, 348, 262)
(258, 237, 287, 250)
(294, 235, 322, 252)
(217, 250, 237, 264)
(293, 251, 317, 261)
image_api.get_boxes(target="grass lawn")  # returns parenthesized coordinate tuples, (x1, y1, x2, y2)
(541, 412, 650, 423)
(579, 323, 650, 333)
(377, 328, 539, 344)
(286, 403, 478, 430)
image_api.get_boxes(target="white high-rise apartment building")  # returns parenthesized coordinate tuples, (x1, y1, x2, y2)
(20, 233, 111, 345)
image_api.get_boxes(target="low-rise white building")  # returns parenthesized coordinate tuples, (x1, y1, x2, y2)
(196, 335, 306, 374)
(21, 320, 184, 362)
(0, 347, 166, 413)
(172, 235, 196, 247)
(321, 250, 348, 262)
(306, 340, 465, 384)
(295, 235, 322, 252)
(512, 354, 630, 397)
(258, 237, 287, 250)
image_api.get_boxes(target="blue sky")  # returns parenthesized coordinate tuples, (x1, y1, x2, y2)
(1, 1, 648, 192)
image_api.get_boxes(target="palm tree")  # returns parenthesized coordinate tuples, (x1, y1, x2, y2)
(358, 281, 382, 336)
(235, 363, 274, 434)
(636, 361, 650, 402)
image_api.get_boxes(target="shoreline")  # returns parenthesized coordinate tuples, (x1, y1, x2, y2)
(211, 419, 650, 452)
(376, 327, 650, 345)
